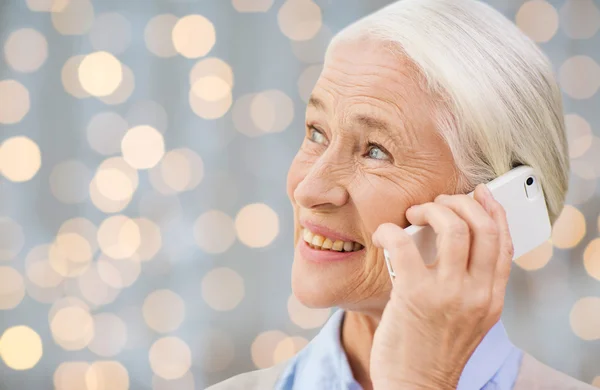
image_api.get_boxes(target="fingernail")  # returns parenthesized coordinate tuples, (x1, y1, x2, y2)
(482, 184, 493, 199)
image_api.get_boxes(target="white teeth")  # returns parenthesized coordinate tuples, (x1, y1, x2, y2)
(312, 235, 324, 246)
(302, 228, 363, 252)
(332, 240, 344, 251)
(304, 229, 313, 242)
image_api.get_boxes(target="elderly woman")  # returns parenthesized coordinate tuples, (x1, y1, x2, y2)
(210, 0, 595, 389)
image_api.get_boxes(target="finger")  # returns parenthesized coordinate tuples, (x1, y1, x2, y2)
(484, 191, 514, 316)
(372, 223, 427, 283)
(435, 186, 499, 284)
(405, 202, 470, 280)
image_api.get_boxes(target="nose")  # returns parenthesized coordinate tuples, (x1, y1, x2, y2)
(293, 157, 349, 211)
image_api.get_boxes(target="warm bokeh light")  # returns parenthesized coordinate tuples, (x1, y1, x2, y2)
(77, 267, 119, 306)
(86, 112, 129, 155)
(126, 101, 168, 134)
(570, 296, 600, 340)
(0, 80, 30, 124)
(95, 168, 135, 202)
(48, 232, 93, 278)
(560, 0, 600, 40)
(250, 90, 294, 134)
(551, 205, 586, 249)
(189, 87, 233, 119)
(0, 217, 24, 261)
(565, 114, 594, 158)
(0, 267, 26, 310)
(152, 371, 195, 390)
(0, 326, 43, 370)
(90, 12, 132, 55)
(233, 0, 274, 12)
(25, 244, 64, 288)
(193, 210, 236, 254)
(50, 305, 95, 350)
(567, 164, 597, 205)
(49, 297, 90, 323)
(26, 0, 70, 12)
(190, 57, 234, 89)
(145, 14, 179, 58)
(278, 0, 322, 41)
(121, 125, 165, 169)
(85, 361, 130, 390)
(287, 294, 331, 329)
(54, 362, 90, 390)
(143, 289, 185, 333)
(90, 157, 139, 213)
(78, 51, 123, 97)
(298, 64, 322, 103)
(515, 240, 553, 271)
(233, 93, 266, 137)
(97, 215, 141, 260)
(251, 330, 287, 369)
(516, 0, 559, 43)
(88, 313, 127, 357)
(159, 148, 204, 192)
(559, 56, 600, 100)
(131, 218, 162, 261)
(172, 14, 216, 58)
(97, 254, 141, 289)
(61, 55, 91, 98)
(158, 151, 192, 193)
(202, 267, 244, 311)
(274, 336, 308, 364)
(593, 376, 600, 387)
(49, 160, 92, 204)
(584, 238, 600, 281)
(51, 0, 94, 35)
(193, 328, 235, 372)
(577, 137, 600, 178)
(0, 136, 41, 182)
(235, 203, 279, 248)
(97, 64, 135, 105)
(291, 25, 332, 63)
(191, 76, 231, 102)
(149, 337, 192, 380)
(4, 28, 48, 73)
(58, 218, 99, 254)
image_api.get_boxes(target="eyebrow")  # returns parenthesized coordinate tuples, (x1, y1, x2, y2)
(308, 95, 392, 133)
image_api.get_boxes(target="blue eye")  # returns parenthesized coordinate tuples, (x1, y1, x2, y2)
(308, 127, 327, 144)
(367, 145, 389, 160)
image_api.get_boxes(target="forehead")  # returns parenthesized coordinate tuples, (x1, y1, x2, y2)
(309, 37, 437, 143)
(315, 37, 424, 108)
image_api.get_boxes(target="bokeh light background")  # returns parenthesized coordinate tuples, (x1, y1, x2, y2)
(0, 0, 599, 388)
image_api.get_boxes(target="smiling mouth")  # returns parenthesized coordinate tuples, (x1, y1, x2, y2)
(302, 228, 364, 252)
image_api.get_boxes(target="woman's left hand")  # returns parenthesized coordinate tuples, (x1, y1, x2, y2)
(369, 184, 514, 390)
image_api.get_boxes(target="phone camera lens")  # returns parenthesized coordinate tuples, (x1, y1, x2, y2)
(526, 177, 534, 186)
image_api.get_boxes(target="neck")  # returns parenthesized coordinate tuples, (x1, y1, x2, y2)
(341, 310, 381, 390)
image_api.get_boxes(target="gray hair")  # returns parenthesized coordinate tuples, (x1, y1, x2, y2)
(327, 0, 569, 224)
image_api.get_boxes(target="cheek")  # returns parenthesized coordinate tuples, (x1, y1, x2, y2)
(351, 179, 414, 238)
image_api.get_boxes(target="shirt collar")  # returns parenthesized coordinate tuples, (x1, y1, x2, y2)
(282, 309, 516, 390)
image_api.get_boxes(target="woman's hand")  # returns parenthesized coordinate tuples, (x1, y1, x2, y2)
(369, 184, 514, 390)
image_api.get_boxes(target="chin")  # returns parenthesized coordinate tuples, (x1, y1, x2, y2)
(291, 253, 349, 309)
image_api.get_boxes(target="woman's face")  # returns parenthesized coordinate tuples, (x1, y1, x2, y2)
(287, 37, 458, 313)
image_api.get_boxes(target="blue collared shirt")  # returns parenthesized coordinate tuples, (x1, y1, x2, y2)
(275, 310, 523, 390)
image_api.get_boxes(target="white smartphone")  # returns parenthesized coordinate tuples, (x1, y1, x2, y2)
(384, 165, 551, 280)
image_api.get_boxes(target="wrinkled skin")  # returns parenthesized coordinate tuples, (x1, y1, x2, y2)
(286, 37, 513, 389)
